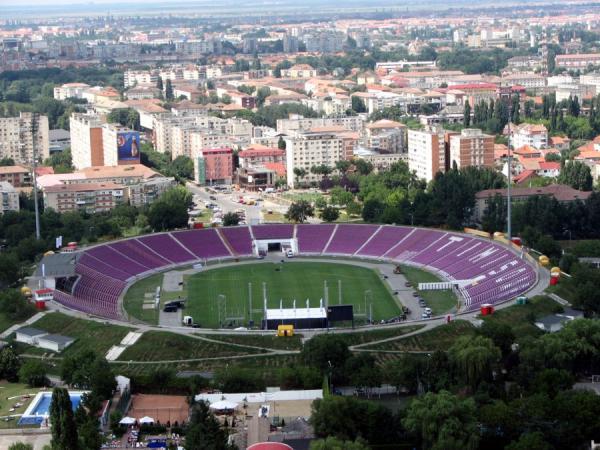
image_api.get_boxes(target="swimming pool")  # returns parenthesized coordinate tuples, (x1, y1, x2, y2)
(18, 391, 86, 426)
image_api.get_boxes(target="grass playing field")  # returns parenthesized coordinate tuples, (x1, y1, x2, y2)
(183, 261, 402, 328)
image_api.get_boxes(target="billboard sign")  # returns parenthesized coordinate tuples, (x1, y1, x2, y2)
(117, 131, 140, 162)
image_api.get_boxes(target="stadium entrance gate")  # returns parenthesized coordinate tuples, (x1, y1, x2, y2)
(253, 238, 298, 257)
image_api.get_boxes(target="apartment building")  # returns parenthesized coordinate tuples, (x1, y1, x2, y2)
(511, 123, 548, 150)
(43, 182, 126, 214)
(276, 116, 364, 134)
(124, 70, 158, 88)
(70, 114, 105, 169)
(53, 83, 90, 100)
(128, 176, 177, 207)
(366, 120, 408, 154)
(0, 113, 49, 164)
(0, 181, 19, 214)
(449, 129, 495, 169)
(192, 147, 233, 185)
(408, 127, 446, 182)
(284, 131, 344, 188)
(501, 73, 546, 90)
(555, 53, 600, 69)
(101, 124, 140, 167)
(238, 146, 285, 168)
(281, 64, 318, 79)
(0, 165, 31, 187)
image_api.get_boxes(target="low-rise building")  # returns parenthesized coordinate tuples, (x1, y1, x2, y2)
(473, 184, 592, 222)
(449, 128, 495, 169)
(511, 123, 548, 150)
(43, 182, 127, 214)
(0, 165, 30, 187)
(193, 147, 233, 185)
(53, 83, 90, 100)
(0, 181, 19, 213)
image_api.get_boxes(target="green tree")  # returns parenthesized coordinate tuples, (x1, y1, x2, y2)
(49, 387, 79, 450)
(61, 351, 115, 399)
(148, 186, 193, 231)
(310, 396, 401, 445)
(185, 400, 235, 450)
(320, 206, 339, 222)
(44, 149, 73, 174)
(8, 444, 33, 450)
(19, 360, 48, 387)
(165, 79, 174, 101)
(171, 155, 194, 180)
(302, 334, 350, 372)
(278, 136, 286, 150)
(481, 194, 506, 233)
(351, 96, 366, 113)
(293, 167, 307, 186)
(0, 347, 21, 382)
(0, 157, 15, 166)
(222, 212, 240, 226)
(558, 161, 593, 191)
(403, 390, 479, 450)
(330, 187, 353, 207)
(310, 436, 370, 450)
(505, 432, 552, 450)
(463, 100, 471, 127)
(335, 160, 351, 174)
(156, 76, 163, 92)
(447, 335, 501, 387)
(361, 198, 384, 223)
(285, 200, 314, 223)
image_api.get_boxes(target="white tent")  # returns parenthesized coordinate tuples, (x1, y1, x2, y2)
(119, 416, 136, 425)
(209, 400, 238, 410)
(139, 416, 154, 424)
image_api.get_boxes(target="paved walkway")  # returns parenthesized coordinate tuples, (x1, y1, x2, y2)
(0, 312, 46, 339)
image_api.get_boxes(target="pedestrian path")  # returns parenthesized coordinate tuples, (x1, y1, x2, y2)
(0, 312, 47, 339)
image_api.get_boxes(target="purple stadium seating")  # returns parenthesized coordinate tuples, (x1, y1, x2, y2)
(251, 224, 294, 240)
(296, 224, 335, 253)
(357, 226, 413, 257)
(171, 229, 231, 259)
(137, 234, 196, 264)
(219, 226, 253, 255)
(51, 225, 537, 320)
(325, 224, 380, 255)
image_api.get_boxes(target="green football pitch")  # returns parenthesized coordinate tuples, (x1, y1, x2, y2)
(183, 262, 402, 328)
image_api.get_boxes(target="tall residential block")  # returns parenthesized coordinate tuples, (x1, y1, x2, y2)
(70, 114, 105, 169)
(408, 127, 446, 182)
(449, 129, 495, 169)
(284, 131, 344, 188)
(0, 112, 49, 164)
(101, 124, 141, 167)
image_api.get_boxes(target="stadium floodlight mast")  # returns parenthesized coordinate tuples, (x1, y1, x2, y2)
(31, 113, 41, 240)
(507, 99, 513, 242)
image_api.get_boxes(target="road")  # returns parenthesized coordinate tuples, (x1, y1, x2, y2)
(186, 182, 263, 224)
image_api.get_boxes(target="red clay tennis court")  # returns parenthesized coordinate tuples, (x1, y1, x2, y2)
(129, 394, 189, 425)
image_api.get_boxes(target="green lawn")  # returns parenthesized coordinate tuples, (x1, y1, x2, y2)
(481, 295, 562, 338)
(18, 312, 132, 357)
(401, 265, 458, 315)
(182, 262, 402, 328)
(0, 312, 26, 334)
(0, 382, 46, 426)
(117, 331, 265, 362)
(206, 333, 304, 351)
(122, 273, 163, 325)
(365, 320, 476, 352)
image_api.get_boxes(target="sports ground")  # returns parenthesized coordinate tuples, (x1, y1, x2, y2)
(183, 262, 401, 328)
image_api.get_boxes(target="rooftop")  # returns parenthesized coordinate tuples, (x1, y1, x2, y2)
(44, 182, 125, 193)
(476, 184, 591, 202)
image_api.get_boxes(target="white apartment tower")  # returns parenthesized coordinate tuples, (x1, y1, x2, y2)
(284, 131, 344, 188)
(70, 113, 105, 169)
(0, 113, 49, 164)
(408, 127, 446, 183)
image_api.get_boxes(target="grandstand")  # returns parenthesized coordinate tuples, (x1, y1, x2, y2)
(38, 224, 538, 324)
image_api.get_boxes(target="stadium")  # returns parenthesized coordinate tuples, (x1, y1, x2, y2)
(36, 223, 540, 332)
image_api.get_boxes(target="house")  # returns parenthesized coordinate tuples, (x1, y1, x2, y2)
(37, 334, 76, 352)
(535, 308, 584, 333)
(15, 327, 46, 345)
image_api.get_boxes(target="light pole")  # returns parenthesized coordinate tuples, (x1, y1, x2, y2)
(31, 113, 41, 240)
(506, 101, 513, 242)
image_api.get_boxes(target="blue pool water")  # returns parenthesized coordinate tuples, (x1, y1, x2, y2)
(18, 392, 83, 426)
